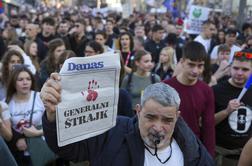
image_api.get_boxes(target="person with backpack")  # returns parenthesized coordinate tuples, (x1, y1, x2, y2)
(121, 50, 160, 111)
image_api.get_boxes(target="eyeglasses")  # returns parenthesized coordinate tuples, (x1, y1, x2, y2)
(234, 51, 252, 59)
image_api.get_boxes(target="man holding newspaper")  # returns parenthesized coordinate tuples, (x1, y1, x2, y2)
(41, 63, 214, 166)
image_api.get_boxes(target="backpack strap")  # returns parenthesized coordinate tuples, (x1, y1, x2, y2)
(126, 72, 133, 92)
(150, 72, 156, 84)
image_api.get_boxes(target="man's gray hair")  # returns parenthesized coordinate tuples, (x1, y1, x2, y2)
(141, 83, 181, 109)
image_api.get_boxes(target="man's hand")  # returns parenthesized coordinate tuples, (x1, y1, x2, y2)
(40, 73, 61, 122)
(226, 99, 241, 115)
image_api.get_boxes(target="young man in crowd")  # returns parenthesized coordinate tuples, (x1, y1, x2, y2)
(40, 81, 214, 165)
(210, 44, 231, 86)
(194, 20, 216, 54)
(210, 28, 241, 64)
(164, 41, 215, 157)
(144, 24, 166, 64)
(213, 49, 252, 166)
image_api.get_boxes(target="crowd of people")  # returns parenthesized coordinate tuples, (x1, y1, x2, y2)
(0, 4, 251, 166)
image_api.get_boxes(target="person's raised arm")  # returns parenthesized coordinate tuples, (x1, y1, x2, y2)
(40, 73, 62, 122)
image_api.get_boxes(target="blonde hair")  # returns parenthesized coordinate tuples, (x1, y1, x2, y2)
(157, 47, 176, 71)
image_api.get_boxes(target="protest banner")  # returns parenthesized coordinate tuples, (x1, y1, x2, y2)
(56, 52, 121, 147)
(184, 5, 210, 34)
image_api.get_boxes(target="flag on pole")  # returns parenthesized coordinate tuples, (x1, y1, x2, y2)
(162, 0, 174, 11)
(0, 0, 4, 14)
(237, 74, 252, 101)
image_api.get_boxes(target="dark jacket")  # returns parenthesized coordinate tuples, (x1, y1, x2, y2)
(0, 136, 17, 166)
(43, 115, 214, 166)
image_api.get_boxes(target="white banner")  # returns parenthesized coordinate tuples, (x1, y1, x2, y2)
(56, 52, 121, 147)
(184, 5, 211, 34)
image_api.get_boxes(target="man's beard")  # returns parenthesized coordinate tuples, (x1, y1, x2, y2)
(143, 128, 165, 149)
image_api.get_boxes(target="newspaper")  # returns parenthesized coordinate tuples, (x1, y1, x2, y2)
(56, 52, 121, 147)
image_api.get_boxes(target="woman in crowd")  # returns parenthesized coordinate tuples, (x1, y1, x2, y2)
(84, 41, 104, 57)
(121, 49, 160, 110)
(24, 40, 40, 72)
(39, 38, 66, 87)
(2, 27, 18, 46)
(0, 50, 24, 100)
(95, 31, 113, 52)
(118, 32, 135, 74)
(5, 66, 45, 166)
(216, 29, 226, 45)
(154, 47, 176, 80)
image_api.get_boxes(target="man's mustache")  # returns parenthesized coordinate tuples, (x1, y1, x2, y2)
(148, 129, 165, 145)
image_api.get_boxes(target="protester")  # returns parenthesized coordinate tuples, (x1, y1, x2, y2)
(155, 47, 176, 80)
(164, 41, 215, 157)
(210, 44, 231, 86)
(95, 31, 113, 52)
(213, 49, 252, 166)
(39, 38, 66, 87)
(210, 28, 241, 63)
(194, 20, 216, 54)
(144, 24, 166, 64)
(5, 66, 45, 166)
(23, 23, 47, 62)
(68, 19, 89, 57)
(0, 49, 24, 100)
(121, 49, 160, 110)
(24, 40, 40, 72)
(105, 19, 118, 48)
(41, 81, 214, 165)
(118, 32, 135, 74)
(37, 17, 57, 45)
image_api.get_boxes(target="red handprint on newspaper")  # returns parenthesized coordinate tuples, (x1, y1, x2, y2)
(81, 80, 99, 102)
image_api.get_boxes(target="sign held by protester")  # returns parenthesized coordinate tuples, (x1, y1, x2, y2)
(56, 52, 121, 147)
(184, 5, 210, 34)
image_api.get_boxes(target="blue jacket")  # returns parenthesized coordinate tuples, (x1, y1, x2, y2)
(43, 115, 214, 166)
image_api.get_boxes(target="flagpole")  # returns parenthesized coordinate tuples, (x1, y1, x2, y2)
(237, 74, 252, 102)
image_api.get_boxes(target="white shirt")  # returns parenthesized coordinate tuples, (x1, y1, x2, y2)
(194, 35, 211, 53)
(210, 44, 241, 63)
(7, 91, 45, 133)
(144, 139, 184, 166)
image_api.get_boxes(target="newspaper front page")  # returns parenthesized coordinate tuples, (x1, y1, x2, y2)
(56, 52, 121, 147)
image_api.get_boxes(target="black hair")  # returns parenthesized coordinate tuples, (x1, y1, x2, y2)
(86, 41, 104, 54)
(118, 32, 134, 52)
(242, 22, 252, 32)
(225, 28, 237, 36)
(151, 24, 164, 33)
(42, 17, 55, 26)
(95, 31, 107, 40)
(166, 33, 177, 46)
(182, 41, 207, 62)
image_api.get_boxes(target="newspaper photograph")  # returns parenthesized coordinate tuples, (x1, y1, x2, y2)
(56, 52, 121, 147)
